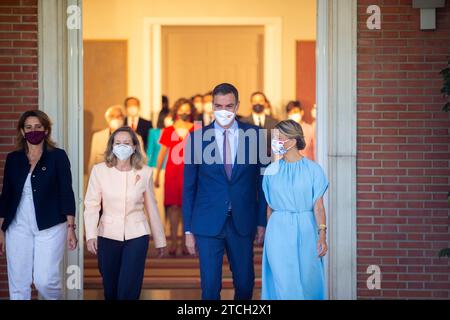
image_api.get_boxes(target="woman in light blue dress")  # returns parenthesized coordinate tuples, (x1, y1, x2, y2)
(262, 119, 329, 300)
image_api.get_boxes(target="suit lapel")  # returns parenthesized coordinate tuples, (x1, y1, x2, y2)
(231, 121, 245, 181)
(205, 121, 248, 183)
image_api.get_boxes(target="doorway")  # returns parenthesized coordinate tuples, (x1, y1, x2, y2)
(162, 26, 264, 117)
(38, 0, 358, 300)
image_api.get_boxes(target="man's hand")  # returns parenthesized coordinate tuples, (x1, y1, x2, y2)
(185, 233, 197, 256)
(87, 238, 98, 255)
(255, 226, 266, 246)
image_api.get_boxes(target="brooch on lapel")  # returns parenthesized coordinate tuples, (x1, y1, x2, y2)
(42, 166, 47, 171)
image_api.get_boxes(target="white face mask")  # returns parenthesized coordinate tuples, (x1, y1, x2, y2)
(288, 113, 302, 123)
(164, 116, 174, 128)
(204, 102, 213, 114)
(194, 103, 203, 113)
(113, 144, 135, 161)
(109, 119, 123, 131)
(214, 109, 236, 127)
(127, 106, 140, 117)
(271, 139, 294, 155)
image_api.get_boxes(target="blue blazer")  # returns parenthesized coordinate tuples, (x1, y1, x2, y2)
(182, 120, 268, 237)
(0, 146, 76, 232)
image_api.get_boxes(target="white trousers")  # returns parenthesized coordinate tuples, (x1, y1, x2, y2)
(5, 175, 67, 300)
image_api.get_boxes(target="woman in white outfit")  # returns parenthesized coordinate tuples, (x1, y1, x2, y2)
(0, 110, 78, 300)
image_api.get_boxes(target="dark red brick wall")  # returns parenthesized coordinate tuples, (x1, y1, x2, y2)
(357, 0, 450, 299)
(0, 0, 38, 299)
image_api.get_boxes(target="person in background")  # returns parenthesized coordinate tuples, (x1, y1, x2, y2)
(286, 100, 316, 161)
(156, 95, 171, 129)
(148, 96, 172, 168)
(124, 97, 153, 151)
(191, 94, 204, 122)
(88, 105, 145, 174)
(262, 120, 328, 300)
(201, 92, 214, 126)
(241, 91, 278, 156)
(84, 127, 166, 300)
(0, 110, 77, 300)
(154, 98, 197, 256)
(148, 96, 171, 248)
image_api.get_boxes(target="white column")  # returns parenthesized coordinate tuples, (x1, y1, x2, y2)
(317, 0, 358, 300)
(38, 0, 84, 300)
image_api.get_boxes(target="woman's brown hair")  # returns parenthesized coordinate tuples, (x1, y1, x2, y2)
(171, 98, 197, 123)
(104, 126, 145, 170)
(16, 110, 57, 151)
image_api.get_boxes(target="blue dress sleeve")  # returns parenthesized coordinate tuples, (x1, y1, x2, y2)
(312, 162, 329, 205)
(262, 171, 270, 208)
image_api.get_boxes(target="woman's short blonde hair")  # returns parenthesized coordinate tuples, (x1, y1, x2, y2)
(104, 126, 145, 170)
(275, 119, 306, 150)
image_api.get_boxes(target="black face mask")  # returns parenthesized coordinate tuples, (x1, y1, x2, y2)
(178, 113, 191, 122)
(252, 104, 265, 114)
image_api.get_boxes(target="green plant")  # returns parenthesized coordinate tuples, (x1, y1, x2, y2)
(440, 55, 450, 112)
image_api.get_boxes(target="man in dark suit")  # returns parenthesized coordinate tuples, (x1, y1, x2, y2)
(124, 97, 153, 151)
(241, 92, 278, 156)
(183, 83, 268, 300)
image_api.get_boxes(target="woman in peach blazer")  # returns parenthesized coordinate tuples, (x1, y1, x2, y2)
(84, 126, 166, 300)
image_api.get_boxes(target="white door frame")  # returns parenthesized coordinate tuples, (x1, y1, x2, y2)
(38, 0, 84, 300)
(37, 0, 357, 300)
(142, 17, 282, 121)
(316, 0, 358, 300)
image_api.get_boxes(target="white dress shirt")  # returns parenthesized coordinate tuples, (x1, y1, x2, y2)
(127, 117, 139, 130)
(214, 120, 239, 167)
(252, 113, 266, 127)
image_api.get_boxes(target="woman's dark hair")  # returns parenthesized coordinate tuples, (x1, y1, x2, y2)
(162, 95, 169, 111)
(191, 94, 203, 101)
(17, 110, 57, 151)
(275, 119, 306, 151)
(171, 98, 196, 123)
(212, 83, 239, 104)
(286, 100, 302, 113)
